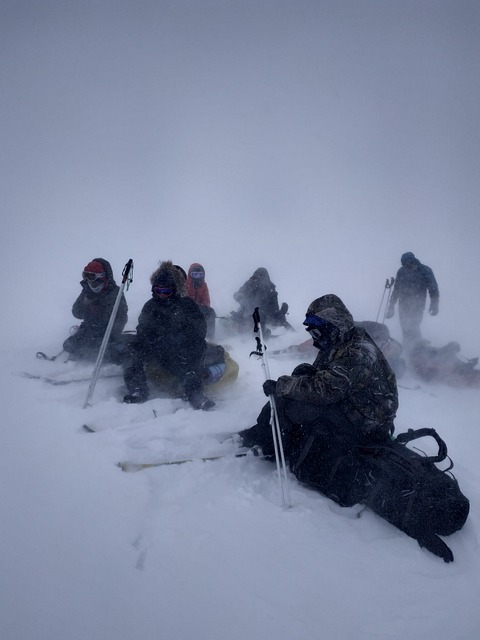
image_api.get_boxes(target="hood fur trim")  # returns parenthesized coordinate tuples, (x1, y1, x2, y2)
(150, 260, 187, 296)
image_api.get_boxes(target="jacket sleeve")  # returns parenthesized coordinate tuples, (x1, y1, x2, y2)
(201, 284, 211, 307)
(136, 301, 156, 343)
(112, 292, 128, 336)
(71, 287, 89, 319)
(182, 298, 207, 343)
(276, 357, 353, 405)
(425, 267, 439, 302)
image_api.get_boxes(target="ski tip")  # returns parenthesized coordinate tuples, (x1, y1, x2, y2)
(116, 461, 154, 472)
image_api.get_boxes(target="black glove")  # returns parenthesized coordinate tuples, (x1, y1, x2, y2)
(262, 379, 277, 396)
(429, 300, 439, 316)
(291, 363, 316, 377)
(385, 304, 395, 319)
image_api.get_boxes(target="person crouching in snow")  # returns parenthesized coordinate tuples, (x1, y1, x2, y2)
(63, 258, 128, 362)
(122, 260, 215, 410)
(239, 294, 398, 501)
(231, 267, 290, 332)
(236, 294, 469, 562)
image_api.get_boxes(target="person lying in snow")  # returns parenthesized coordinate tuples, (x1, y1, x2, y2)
(62, 258, 128, 362)
(409, 339, 480, 388)
(237, 294, 469, 562)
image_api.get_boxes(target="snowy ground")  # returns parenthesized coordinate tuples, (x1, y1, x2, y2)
(2, 327, 479, 640)
(3, 1, 480, 637)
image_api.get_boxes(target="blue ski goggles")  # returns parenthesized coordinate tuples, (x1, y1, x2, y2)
(303, 314, 332, 341)
(190, 271, 205, 279)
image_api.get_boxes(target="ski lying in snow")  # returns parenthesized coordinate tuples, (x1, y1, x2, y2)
(20, 371, 122, 386)
(117, 447, 265, 472)
(82, 424, 97, 433)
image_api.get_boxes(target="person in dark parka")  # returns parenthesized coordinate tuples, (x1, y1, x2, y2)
(122, 260, 215, 410)
(386, 252, 439, 353)
(238, 295, 469, 562)
(231, 267, 290, 331)
(239, 294, 398, 502)
(63, 258, 128, 361)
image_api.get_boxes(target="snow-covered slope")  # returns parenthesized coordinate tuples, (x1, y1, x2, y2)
(2, 334, 479, 640)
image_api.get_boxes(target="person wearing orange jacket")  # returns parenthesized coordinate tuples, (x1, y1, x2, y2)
(186, 263, 216, 339)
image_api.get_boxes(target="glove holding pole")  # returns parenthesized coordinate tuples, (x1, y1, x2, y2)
(83, 258, 134, 409)
(250, 307, 292, 508)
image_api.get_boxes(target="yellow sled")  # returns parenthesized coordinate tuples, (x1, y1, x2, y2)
(146, 343, 239, 397)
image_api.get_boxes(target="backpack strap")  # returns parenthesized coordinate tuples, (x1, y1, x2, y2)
(394, 428, 448, 464)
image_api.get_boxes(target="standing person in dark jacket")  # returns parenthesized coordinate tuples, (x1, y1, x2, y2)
(122, 260, 215, 410)
(231, 267, 290, 331)
(63, 258, 128, 361)
(239, 294, 398, 503)
(386, 252, 439, 353)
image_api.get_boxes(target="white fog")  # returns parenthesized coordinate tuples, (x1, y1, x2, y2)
(1, 2, 479, 639)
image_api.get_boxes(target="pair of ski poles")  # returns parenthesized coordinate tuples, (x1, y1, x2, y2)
(376, 277, 395, 324)
(251, 307, 292, 509)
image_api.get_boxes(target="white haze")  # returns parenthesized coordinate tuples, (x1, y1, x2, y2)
(1, 1, 480, 639)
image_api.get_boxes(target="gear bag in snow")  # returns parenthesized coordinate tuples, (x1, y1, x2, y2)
(292, 426, 469, 562)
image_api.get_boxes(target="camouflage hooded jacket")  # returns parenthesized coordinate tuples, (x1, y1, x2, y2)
(275, 294, 398, 438)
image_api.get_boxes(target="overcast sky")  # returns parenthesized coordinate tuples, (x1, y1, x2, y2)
(2, 0, 479, 351)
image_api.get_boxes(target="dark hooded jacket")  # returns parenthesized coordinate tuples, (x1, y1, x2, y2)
(275, 294, 398, 439)
(71, 257, 128, 341)
(135, 260, 207, 363)
(233, 268, 284, 323)
(390, 253, 439, 311)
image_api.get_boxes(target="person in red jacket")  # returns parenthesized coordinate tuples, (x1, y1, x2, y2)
(186, 263, 216, 339)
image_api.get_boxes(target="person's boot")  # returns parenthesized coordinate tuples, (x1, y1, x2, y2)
(190, 393, 216, 411)
(184, 371, 216, 411)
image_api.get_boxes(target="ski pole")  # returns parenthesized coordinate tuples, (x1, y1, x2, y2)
(376, 277, 394, 323)
(382, 277, 395, 323)
(83, 258, 134, 409)
(250, 307, 292, 508)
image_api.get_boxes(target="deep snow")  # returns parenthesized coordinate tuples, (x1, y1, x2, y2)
(1, 321, 480, 640)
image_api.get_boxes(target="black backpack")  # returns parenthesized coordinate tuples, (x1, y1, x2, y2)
(292, 427, 469, 562)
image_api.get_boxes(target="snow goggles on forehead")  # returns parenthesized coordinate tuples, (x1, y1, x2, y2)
(190, 271, 204, 279)
(153, 286, 175, 298)
(83, 271, 105, 282)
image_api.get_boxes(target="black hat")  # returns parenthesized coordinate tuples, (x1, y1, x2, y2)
(401, 252, 416, 266)
(154, 270, 176, 289)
